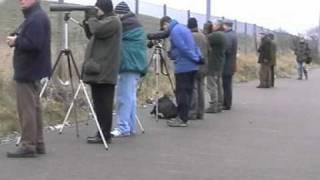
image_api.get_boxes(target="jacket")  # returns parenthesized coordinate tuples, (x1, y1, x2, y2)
(294, 41, 311, 63)
(207, 31, 227, 75)
(119, 13, 147, 76)
(13, 3, 51, 82)
(258, 37, 273, 65)
(168, 20, 200, 74)
(82, 14, 122, 85)
(191, 30, 209, 75)
(223, 29, 238, 76)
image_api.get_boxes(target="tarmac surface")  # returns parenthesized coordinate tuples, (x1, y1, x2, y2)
(1, 70, 320, 180)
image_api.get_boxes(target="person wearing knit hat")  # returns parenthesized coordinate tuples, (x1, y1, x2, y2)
(111, 1, 147, 137)
(83, 0, 122, 145)
(115, 1, 131, 15)
(187, 17, 208, 120)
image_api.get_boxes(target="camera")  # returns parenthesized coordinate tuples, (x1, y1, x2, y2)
(50, 4, 95, 12)
(147, 31, 169, 49)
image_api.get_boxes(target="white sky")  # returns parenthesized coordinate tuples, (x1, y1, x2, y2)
(54, 0, 320, 35)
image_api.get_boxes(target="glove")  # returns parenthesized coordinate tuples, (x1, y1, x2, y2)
(85, 7, 98, 19)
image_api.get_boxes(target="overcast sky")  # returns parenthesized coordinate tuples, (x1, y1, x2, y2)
(50, 0, 319, 34)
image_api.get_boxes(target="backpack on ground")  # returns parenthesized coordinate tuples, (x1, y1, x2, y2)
(150, 95, 177, 119)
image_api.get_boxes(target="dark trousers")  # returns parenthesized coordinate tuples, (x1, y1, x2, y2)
(175, 71, 196, 122)
(271, 65, 275, 87)
(189, 73, 205, 118)
(90, 84, 115, 139)
(16, 81, 44, 151)
(222, 75, 233, 109)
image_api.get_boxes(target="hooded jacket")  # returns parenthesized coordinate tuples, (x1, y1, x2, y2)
(168, 20, 200, 74)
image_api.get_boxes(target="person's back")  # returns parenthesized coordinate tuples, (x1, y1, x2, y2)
(208, 31, 227, 75)
(223, 29, 238, 76)
(168, 20, 200, 73)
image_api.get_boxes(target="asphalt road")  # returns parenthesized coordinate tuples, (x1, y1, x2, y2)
(1, 70, 320, 180)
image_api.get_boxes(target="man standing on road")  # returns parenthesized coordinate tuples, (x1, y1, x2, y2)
(187, 17, 208, 120)
(206, 20, 227, 113)
(268, 34, 277, 87)
(161, 16, 201, 127)
(294, 37, 311, 80)
(6, 0, 51, 158)
(257, 33, 273, 88)
(111, 1, 147, 137)
(222, 20, 238, 110)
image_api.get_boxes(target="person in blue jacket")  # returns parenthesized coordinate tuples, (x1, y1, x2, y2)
(160, 16, 201, 127)
(111, 2, 147, 137)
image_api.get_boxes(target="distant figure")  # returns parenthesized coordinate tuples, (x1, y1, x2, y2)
(111, 1, 147, 137)
(268, 34, 277, 87)
(205, 20, 227, 113)
(257, 33, 274, 88)
(6, 0, 51, 158)
(187, 17, 208, 120)
(222, 20, 238, 110)
(294, 37, 311, 80)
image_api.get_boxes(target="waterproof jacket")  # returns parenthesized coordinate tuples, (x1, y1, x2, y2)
(223, 29, 238, 76)
(13, 3, 51, 82)
(191, 29, 209, 75)
(119, 13, 147, 76)
(207, 31, 227, 75)
(258, 37, 273, 64)
(168, 20, 200, 74)
(82, 14, 122, 85)
(294, 41, 311, 63)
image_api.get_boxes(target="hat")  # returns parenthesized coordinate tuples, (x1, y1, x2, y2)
(187, 17, 198, 29)
(115, 1, 131, 14)
(223, 20, 233, 27)
(95, 0, 113, 14)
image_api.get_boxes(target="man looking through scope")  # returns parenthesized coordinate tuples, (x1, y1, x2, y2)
(81, 0, 122, 145)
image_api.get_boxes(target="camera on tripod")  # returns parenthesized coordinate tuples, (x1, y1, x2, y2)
(146, 30, 169, 49)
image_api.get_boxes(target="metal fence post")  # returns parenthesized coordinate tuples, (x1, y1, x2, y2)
(206, 0, 211, 22)
(135, 0, 139, 15)
(163, 4, 167, 17)
(187, 10, 191, 20)
(254, 24, 258, 51)
(244, 22, 248, 54)
(318, 11, 320, 58)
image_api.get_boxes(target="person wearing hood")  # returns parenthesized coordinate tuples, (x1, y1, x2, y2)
(160, 16, 201, 127)
(111, 2, 147, 137)
(82, 0, 122, 145)
(6, 0, 51, 158)
(187, 17, 208, 120)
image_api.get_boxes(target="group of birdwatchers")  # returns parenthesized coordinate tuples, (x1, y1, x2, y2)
(4, 0, 313, 158)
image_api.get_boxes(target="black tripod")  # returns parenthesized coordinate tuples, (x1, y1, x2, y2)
(138, 40, 176, 121)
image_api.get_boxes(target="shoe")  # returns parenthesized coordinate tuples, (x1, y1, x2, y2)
(297, 77, 302, 80)
(257, 85, 269, 88)
(196, 115, 204, 120)
(223, 106, 231, 110)
(111, 129, 130, 138)
(188, 115, 198, 120)
(167, 118, 188, 127)
(87, 135, 112, 144)
(205, 106, 221, 114)
(7, 147, 36, 158)
(36, 143, 46, 155)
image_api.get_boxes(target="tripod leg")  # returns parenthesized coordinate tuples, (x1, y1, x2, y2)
(69, 51, 81, 80)
(67, 54, 79, 138)
(80, 81, 109, 150)
(59, 83, 82, 134)
(160, 52, 176, 94)
(136, 115, 145, 133)
(155, 53, 160, 122)
(40, 50, 65, 98)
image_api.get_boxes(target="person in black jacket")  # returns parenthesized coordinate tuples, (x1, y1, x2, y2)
(222, 20, 238, 110)
(6, 0, 51, 158)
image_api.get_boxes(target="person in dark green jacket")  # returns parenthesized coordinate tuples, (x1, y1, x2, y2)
(206, 19, 227, 113)
(82, 0, 122, 144)
(111, 1, 147, 137)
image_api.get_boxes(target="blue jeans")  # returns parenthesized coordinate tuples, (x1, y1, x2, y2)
(297, 61, 307, 79)
(116, 72, 140, 135)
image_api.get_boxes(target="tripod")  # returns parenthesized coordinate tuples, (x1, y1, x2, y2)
(40, 13, 109, 150)
(139, 40, 175, 121)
